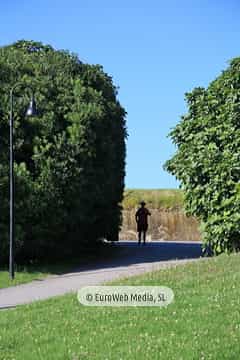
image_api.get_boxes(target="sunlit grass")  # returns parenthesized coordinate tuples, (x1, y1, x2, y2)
(122, 189, 184, 209)
(0, 270, 47, 290)
(0, 244, 127, 289)
(1, 252, 240, 359)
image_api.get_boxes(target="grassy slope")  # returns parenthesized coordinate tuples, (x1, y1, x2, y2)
(0, 245, 121, 289)
(1, 253, 239, 360)
(0, 269, 48, 289)
(122, 189, 184, 209)
(0, 262, 85, 290)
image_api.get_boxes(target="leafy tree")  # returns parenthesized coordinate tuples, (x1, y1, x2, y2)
(0, 40, 127, 263)
(164, 58, 240, 255)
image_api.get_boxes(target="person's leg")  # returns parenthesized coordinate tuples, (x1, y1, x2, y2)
(143, 231, 146, 244)
(138, 231, 141, 244)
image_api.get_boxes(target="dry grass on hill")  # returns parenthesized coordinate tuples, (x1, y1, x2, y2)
(122, 189, 184, 210)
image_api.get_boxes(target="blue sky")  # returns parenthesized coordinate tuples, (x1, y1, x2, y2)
(1, 1, 239, 188)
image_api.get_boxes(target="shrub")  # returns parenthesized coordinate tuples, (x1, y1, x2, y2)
(164, 58, 240, 255)
(0, 40, 127, 263)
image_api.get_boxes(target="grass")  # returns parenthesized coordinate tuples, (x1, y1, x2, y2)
(122, 189, 184, 210)
(0, 261, 86, 289)
(0, 243, 122, 290)
(0, 267, 49, 289)
(0, 252, 240, 359)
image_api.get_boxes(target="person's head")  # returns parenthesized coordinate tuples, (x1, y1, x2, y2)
(140, 201, 146, 207)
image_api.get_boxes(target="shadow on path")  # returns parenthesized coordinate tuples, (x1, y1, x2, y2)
(68, 241, 203, 276)
(0, 241, 203, 309)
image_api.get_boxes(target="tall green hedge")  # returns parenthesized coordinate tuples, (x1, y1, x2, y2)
(0, 40, 127, 263)
(165, 58, 240, 255)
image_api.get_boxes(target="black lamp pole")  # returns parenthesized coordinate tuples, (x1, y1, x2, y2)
(9, 84, 37, 279)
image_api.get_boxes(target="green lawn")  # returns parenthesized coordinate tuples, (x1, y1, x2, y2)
(122, 189, 184, 209)
(0, 267, 49, 289)
(0, 260, 97, 289)
(0, 261, 79, 289)
(0, 243, 125, 289)
(1, 252, 240, 359)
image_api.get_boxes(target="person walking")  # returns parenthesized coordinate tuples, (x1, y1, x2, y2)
(135, 201, 151, 245)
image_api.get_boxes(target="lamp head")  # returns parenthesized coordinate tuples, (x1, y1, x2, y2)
(26, 96, 37, 116)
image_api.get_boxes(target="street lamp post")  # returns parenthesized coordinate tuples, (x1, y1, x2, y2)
(9, 84, 37, 279)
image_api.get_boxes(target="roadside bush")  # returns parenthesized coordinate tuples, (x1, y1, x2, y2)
(164, 58, 240, 255)
(0, 40, 127, 263)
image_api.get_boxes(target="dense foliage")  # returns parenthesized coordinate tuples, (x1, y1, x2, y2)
(0, 40, 127, 263)
(165, 58, 240, 255)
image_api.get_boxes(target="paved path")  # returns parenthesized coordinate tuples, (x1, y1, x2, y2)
(0, 241, 203, 309)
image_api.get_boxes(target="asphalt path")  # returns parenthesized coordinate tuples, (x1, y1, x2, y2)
(0, 240, 203, 309)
